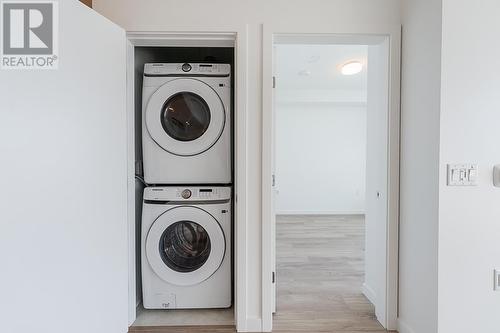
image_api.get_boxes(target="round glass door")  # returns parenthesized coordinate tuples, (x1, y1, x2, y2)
(159, 220, 211, 273)
(161, 92, 211, 142)
(146, 206, 225, 286)
(145, 78, 226, 156)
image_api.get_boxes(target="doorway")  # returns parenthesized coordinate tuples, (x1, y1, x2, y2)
(262, 30, 401, 333)
(273, 42, 374, 331)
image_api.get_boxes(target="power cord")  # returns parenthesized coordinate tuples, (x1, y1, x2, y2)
(135, 175, 148, 186)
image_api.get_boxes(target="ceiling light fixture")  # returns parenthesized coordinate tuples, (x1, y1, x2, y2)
(340, 61, 363, 75)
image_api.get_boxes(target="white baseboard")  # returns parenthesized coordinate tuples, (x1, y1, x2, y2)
(276, 211, 365, 215)
(362, 282, 377, 306)
(397, 319, 415, 333)
(237, 317, 262, 332)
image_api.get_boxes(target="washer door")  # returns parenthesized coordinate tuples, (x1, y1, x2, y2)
(146, 206, 225, 286)
(145, 78, 225, 156)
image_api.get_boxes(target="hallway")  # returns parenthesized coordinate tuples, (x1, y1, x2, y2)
(273, 215, 390, 333)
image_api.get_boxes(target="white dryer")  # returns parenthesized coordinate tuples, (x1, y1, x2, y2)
(142, 63, 231, 184)
(141, 186, 231, 309)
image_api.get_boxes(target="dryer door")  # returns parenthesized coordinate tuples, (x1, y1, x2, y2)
(146, 206, 225, 286)
(145, 78, 225, 156)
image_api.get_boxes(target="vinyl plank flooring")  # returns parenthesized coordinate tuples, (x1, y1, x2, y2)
(273, 215, 395, 333)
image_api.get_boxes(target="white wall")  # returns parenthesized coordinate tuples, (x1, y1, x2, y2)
(0, 2, 129, 333)
(438, 1, 500, 332)
(399, 0, 441, 332)
(399, 1, 500, 332)
(275, 103, 367, 215)
(93, 1, 401, 330)
(273, 44, 368, 215)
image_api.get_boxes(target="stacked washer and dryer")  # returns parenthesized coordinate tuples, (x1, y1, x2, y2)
(141, 63, 232, 309)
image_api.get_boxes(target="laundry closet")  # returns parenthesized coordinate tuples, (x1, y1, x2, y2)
(131, 44, 235, 328)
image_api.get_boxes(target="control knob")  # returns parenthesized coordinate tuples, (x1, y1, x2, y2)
(181, 189, 192, 199)
(181, 63, 192, 72)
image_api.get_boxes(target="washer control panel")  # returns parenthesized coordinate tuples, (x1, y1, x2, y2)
(197, 188, 218, 199)
(144, 186, 231, 202)
(144, 63, 231, 76)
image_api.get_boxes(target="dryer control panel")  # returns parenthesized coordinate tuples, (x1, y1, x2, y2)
(144, 63, 231, 77)
(144, 186, 232, 202)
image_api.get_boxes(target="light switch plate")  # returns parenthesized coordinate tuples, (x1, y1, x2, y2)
(447, 164, 478, 186)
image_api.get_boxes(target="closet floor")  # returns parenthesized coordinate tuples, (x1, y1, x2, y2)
(131, 305, 234, 328)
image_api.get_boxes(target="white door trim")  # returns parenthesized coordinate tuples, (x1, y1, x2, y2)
(125, 27, 250, 331)
(261, 22, 401, 332)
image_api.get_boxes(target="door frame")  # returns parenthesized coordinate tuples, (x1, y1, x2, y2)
(125, 28, 250, 331)
(261, 23, 401, 332)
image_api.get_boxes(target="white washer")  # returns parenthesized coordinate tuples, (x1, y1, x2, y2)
(141, 186, 231, 309)
(142, 63, 231, 184)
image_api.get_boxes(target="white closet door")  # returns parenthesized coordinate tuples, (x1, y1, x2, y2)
(0, 2, 128, 333)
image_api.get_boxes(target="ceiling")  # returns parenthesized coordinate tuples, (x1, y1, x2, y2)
(275, 44, 368, 91)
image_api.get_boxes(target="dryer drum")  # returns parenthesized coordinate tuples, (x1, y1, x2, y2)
(160, 92, 211, 142)
(159, 220, 211, 273)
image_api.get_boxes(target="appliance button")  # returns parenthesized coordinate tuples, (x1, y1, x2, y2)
(182, 63, 192, 72)
(181, 189, 192, 199)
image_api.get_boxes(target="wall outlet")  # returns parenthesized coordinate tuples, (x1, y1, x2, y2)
(493, 165, 500, 187)
(494, 269, 500, 291)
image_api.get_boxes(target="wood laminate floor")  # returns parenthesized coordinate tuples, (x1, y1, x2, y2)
(273, 214, 392, 333)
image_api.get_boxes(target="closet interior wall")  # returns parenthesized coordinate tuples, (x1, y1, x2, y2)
(132, 46, 235, 325)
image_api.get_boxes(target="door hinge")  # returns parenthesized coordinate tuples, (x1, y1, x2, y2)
(272, 174, 276, 187)
(272, 271, 276, 283)
(272, 76, 276, 89)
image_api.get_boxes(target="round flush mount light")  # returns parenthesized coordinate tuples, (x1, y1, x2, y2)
(340, 61, 363, 75)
